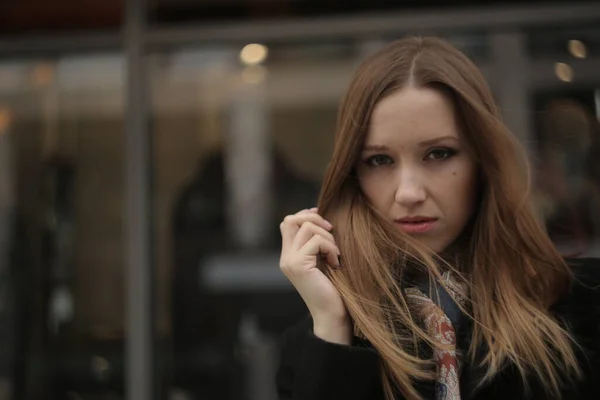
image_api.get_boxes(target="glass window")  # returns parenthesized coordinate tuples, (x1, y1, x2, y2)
(528, 25, 600, 59)
(0, 54, 126, 399)
(150, 42, 339, 400)
(531, 87, 600, 257)
(524, 24, 600, 257)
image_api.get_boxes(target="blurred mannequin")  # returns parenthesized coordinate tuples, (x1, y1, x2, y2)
(534, 99, 600, 255)
(171, 147, 318, 398)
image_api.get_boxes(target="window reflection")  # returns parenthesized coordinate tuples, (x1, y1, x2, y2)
(533, 91, 600, 257)
(152, 43, 345, 400)
(0, 54, 126, 400)
(529, 25, 600, 59)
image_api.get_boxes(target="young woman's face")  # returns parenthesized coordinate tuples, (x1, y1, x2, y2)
(356, 87, 478, 253)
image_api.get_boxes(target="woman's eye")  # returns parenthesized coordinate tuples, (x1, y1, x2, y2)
(365, 155, 393, 167)
(426, 148, 455, 161)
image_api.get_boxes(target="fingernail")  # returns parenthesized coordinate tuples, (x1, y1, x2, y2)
(310, 207, 318, 211)
(325, 220, 333, 230)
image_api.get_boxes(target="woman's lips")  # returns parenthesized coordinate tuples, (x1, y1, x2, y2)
(394, 218, 438, 233)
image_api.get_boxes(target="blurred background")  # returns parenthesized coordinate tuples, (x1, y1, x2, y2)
(0, 1, 599, 399)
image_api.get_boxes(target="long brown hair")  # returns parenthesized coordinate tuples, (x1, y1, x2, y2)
(317, 37, 580, 399)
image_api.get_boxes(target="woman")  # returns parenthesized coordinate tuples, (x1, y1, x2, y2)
(276, 37, 600, 400)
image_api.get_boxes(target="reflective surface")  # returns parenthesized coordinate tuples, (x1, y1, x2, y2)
(533, 88, 600, 256)
(0, 54, 126, 399)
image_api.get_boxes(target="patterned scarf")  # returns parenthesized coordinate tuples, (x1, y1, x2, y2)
(405, 272, 469, 400)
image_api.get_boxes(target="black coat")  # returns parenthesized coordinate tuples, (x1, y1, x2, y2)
(276, 258, 600, 399)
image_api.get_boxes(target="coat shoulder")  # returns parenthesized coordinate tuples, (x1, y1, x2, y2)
(554, 257, 600, 340)
(565, 257, 600, 300)
(567, 257, 600, 276)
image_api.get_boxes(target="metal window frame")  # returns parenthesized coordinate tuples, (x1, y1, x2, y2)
(124, 1, 155, 400)
(146, 3, 600, 46)
(0, 32, 121, 58)
(1, 3, 599, 53)
(0, 3, 599, 400)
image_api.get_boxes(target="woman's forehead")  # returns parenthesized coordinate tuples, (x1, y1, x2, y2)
(365, 87, 460, 148)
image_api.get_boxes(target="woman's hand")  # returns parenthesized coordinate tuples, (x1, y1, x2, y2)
(279, 208, 352, 345)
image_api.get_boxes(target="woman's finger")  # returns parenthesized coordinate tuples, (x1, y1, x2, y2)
(280, 209, 313, 244)
(300, 235, 340, 268)
(292, 221, 336, 251)
(281, 212, 333, 248)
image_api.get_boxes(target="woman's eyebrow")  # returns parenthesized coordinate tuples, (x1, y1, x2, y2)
(418, 135, 460, 147)
(362, 144, 390, 152)
(362, 136, 459, 152)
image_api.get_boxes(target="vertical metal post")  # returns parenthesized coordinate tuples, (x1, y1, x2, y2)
(594, 89, 600, 120)
(490, 32, 533, 154)
(125, 0, 153, 399)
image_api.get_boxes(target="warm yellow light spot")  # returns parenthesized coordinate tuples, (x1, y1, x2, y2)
(240, 44, 268, 66)
(555, 62, 574, 82)
(568, 40, 587, 59)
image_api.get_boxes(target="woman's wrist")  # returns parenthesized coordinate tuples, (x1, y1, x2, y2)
(312, 316, 352, 345)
